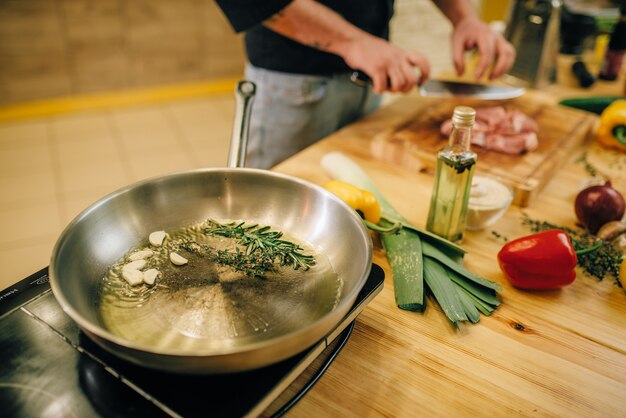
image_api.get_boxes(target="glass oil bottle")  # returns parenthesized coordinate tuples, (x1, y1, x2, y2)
(426, 106, 477, 242)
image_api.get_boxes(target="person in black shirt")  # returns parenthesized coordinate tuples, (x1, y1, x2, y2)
(217, 0, 515, 169)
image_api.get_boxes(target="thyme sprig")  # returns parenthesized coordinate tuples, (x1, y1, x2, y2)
(491, 230, 509, 242)
(202, 220, 316, 275)
(521, 213, 623, 286)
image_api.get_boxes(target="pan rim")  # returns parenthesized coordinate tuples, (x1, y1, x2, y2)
(49, 167, 373, 359)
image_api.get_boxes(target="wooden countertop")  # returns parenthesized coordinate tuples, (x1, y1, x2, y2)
(271, 79, 626, 416)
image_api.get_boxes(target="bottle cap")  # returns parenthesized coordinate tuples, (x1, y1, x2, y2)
(452, 106, 476, 127)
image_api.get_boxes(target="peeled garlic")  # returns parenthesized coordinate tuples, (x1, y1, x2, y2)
(128, 249, 154, 261)
(143, 268, 159, 285)
(169, 252, 188, 266)
(123, 259, 146, 271)
(122, 269, 143, 286)
(149, 230, 167, 247)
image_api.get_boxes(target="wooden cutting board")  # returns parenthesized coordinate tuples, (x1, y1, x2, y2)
(370, 92, 598, 207)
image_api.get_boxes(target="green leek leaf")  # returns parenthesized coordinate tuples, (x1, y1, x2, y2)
(456, 286, 496, 316)
(422, 240, 502, 292)
(380, 219, 425, 311)
(423, 257, 467, 325)
(456, 286, 481, 323)
(446, 269, 500, 306)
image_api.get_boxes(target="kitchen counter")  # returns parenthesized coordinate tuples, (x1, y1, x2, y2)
(271, 84, 626, 416)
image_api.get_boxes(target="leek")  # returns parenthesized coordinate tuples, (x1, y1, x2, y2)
(446, 270, 500, 307)
(380, 219, 424, 311)
(456, 286, 481, 323)
(422, 240, 502, 291)
(460, 288, 496, 316)
(423, 257, 468, 324)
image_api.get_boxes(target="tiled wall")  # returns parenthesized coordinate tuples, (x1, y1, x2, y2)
(392, 0, 455, 78)
(0, 0, 245, 105)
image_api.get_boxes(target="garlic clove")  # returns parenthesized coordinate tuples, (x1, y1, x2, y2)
(170, 252, 188, 266)
(149, 230, 167, 247)
(123, 259, 146, 271)
(143, 268, 159, 285)
(615, 234, 626, 253)
(596, 221, 626, 241)
(122, 269, 144, 286)
(128, 249, 154, 261)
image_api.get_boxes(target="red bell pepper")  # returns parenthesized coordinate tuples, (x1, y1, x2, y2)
(497, 229, 599, 290)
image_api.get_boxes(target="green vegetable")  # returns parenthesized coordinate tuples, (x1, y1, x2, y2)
(321, 152, 502, 326)
(559, 97, 624, 115)
(456, 286, 481, 323)
(446, 270, 500, 307)
(422, 240, 502, 291)
(380, 219, 424, 311)
(423, 257, 468, 324)
(457, 287, 493, 316)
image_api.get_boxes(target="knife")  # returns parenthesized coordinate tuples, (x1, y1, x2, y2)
(419, 79, 525, 100)
(349, 71, 525, 100)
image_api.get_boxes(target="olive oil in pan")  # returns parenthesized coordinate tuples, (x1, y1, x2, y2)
(98, 220, 342, 353)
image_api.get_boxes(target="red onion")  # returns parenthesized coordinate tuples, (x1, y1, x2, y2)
(574, 182, 625, 234)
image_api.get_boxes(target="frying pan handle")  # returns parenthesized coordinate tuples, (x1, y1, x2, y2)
(227, 80, 256, 168)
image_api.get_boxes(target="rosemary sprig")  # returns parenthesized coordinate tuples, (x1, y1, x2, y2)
(203, 220, 316, 273)
(443, 155, 475, 174)
(521, 213, 623, 286)
(214, 247, 275, 277)
(175, 240, 273, 277)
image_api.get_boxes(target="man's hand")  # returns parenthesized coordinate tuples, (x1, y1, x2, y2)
(342, 33, 430, 94)
(451, 16, 515, 80)
(263, 0, 429, 94)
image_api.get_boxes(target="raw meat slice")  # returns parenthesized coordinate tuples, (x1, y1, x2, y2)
(475, 106, 508, 128)
(439, 106, 538, 154)
(483, 132, 538, 154)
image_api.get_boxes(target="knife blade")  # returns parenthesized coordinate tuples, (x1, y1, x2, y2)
(349, 71, 525, 100)
(419, 79, 525, 100)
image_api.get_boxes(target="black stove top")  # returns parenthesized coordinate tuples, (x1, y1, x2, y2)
(0, 265, 384, 417)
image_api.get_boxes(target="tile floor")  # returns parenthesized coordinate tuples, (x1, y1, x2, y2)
(0, 95, 237, 289)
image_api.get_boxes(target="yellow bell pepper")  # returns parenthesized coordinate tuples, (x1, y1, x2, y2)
(596, 100, 626, 152)
(323, 180, 381, 223)
(618, 256, 626, 289)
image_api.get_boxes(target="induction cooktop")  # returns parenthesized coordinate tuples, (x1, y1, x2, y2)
(0, 264, 384, 418)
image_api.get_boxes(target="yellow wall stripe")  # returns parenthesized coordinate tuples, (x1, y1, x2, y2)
(0, 77, 240, 122)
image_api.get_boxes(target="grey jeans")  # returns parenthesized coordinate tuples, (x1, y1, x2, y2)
(243, 64, 381, 169)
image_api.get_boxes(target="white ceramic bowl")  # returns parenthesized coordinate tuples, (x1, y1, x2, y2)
(466, 176, 513, 231)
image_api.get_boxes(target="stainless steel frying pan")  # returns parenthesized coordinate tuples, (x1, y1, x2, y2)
(49, 81, 373, 374)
